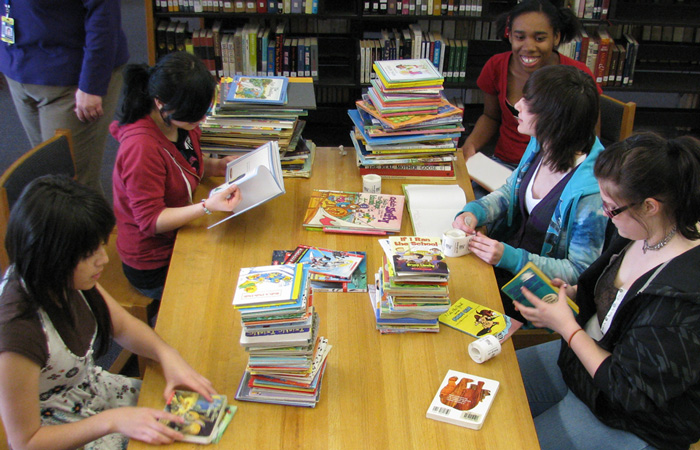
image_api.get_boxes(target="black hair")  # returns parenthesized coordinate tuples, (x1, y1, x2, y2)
(496, 0, 583, 45)
(118, 51, 216, 125)
(5, 175, 115, 355)
(522, 65, 599, 172)
(594, 132, 700, 241)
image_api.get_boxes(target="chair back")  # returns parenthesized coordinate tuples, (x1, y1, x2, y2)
(600, 94, 637, 146)
(0, 129, 77, 270)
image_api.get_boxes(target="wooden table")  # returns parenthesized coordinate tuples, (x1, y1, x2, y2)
(128, 148, 540, 450)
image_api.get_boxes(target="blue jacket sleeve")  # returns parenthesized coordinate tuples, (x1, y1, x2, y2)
(79, 0, 125, 95)
(458, 169, 519, 227)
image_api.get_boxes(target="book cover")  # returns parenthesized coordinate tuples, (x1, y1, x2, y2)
(295, 246, 364, 280)
(501, 262, 579, 315)
(373, 58, 444, 85)
(388, 236, 448, 276)
(426, 369, 499, 430)
(163, 390, 228, 444)
(232, 263, 302, 308)
(302, 189, 405, 233)
(438, 297, 522, 342)
(227, 75, 289, 105)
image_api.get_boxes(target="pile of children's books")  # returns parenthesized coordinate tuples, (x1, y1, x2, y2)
(202, 76, 317, 178)
(272, 245, 368, 293)
(302, 189, 405, 235)
(369, 236, 451, 333)
(348, 58, 464, 180)
(232, 263, 331, 407)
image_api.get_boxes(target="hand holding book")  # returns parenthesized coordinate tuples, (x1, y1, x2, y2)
(514, 281, 579, 334)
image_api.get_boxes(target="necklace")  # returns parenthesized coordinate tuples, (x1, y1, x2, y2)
(642, 226, 677, 254)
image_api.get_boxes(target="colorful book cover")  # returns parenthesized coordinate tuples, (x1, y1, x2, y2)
(501, 262, 579, 315)
(271, 250, 368, 292)
(373, 58, 444, 85)
(227, 75, 289, 104)
(302, 190, 404, 233)
(438, 297, 522, 343)
(295, 246, 364, 280)
(232, 263, 302, 308)
(426, 369, 499, 430)
(163, 390, 228, 444)
(388, 236, 448, 276)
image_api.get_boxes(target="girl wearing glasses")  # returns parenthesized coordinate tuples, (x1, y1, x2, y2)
(453, 65, 607, 323)
(515, 133, 700, 450)
(0, 176, 218, 450)
(111, 52, 242, 301)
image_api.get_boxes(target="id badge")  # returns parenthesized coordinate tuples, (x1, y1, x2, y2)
(1, 16, 14, 44)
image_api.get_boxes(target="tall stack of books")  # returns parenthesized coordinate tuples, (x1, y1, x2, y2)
(348, 59, 464, 180)
(201, 76, 317, 178)
(233, 263, 332, 407)
(370, 236, 451, 333)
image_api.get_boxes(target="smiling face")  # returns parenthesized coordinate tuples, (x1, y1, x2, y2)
(72, 245, 109, 291)
(509, 11, 561, 73)
(514, 97, 536, 137)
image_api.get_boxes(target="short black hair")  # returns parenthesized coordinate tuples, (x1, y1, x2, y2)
(522, 65, 599, 172)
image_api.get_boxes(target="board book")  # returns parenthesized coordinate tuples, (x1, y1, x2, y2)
(438, 297, 522, 343)
(426, 369, 499, 430)
(501, 262, 579, 315)
(227, 75, 289, 104)
(163, 390, 229, 444)
(208, 140, 285, 228)
(302, 189, 404, 233)
(402, 184, 466, 238)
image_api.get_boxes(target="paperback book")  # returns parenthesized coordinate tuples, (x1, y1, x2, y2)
(163, 390, 231, 444)
(232, 263, 303, 308)
(291, 245, 364, 280)
(438, 297, 522, 343)
(373, 58, 444, 86)
(302, 189, 404, 234)
(426, 369, 499, 430)
(272, 249, 368, 292)
(388, 236, 448, 277)
(501, 262, 579, 315)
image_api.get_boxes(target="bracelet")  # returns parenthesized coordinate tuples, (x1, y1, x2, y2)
(201, 199, 212, 215)
(567, 328, 584, 347)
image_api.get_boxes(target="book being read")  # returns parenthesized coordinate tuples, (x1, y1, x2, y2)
(208, 140, 285, 228)
(501, 262, 579, 316)
(163, 390, 229, 444)
(426, 369, 499, 430)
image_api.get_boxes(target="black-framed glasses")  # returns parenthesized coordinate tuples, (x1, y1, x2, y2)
(602, 202, 636, 219)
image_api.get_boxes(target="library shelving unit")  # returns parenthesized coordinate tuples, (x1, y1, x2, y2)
(143, 0, 700, 144)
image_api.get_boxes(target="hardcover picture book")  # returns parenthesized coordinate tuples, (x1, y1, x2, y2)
(227, 75, 289, 105)
(163, 390, 229, 444)
(374, 58, 444, 85)
(438, 297, 522, 343)
(302, 189, 405, 233)
(426, 369, 499, 430)
(232, 263, 303, 308)
(501, 262, 579, 315)
(290, 245, 364, 280)
(208, 140, 285, 228)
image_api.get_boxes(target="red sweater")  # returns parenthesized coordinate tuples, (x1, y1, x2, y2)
(110, 116, 204, 270)
(477, 52, 601, 164)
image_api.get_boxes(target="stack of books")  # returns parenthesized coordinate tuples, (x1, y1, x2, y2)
(348, 59, 464, 180)
(302, 189, 405, 235)
(201, 76, 317, 163)
(233, 263, 332, 407)
(369, 236, 451, 333)
(272, 246, 369, 293)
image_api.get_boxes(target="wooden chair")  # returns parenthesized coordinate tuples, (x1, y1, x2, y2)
(599, 93, 637, 146)
(0, 129, 153, 377)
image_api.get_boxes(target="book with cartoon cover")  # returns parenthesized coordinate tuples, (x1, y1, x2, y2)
(163, 390, 228, 444)
(302, 189, 404, 233)
(438, 297, 522, 343)
(232, 263, 303, 308)
(227, 75, 289, 104)
(388, 236, 448, 277)
(426, 369, 499, 430)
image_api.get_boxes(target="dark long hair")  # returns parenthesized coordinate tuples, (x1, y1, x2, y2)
(522, 65, 599, 172)
(5, 175, 115, 355)
(594, 132, 700, 241)
(118, 51, 216, 125)
(496, 0, 583, 44)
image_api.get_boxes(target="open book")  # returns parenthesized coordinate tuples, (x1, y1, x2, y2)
(208, 141, 285, 228)
(402, 184, 466, 238)
(466, 153, 512, 193)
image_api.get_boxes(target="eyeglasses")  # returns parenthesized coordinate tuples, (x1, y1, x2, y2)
(602, 202, 636, 218)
